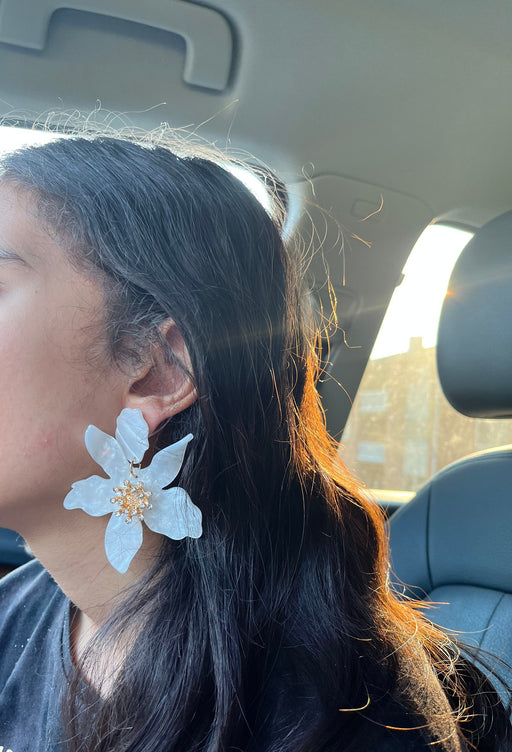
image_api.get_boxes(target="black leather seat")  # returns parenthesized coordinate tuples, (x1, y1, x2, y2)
(389, 211, 512, 690)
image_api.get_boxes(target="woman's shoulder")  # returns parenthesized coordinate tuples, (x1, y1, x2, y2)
(0, 559, 70, 679)
(0, 557, 53, 593)
(0, 561, 72, 749)
(0, 558, 67, 627)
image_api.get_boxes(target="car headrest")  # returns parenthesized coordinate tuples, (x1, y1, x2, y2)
(437, 210, 512, 418)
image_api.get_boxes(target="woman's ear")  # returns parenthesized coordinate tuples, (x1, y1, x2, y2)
(124, 321, 196, 435)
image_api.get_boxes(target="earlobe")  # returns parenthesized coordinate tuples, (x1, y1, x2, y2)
(124, 321, 197, 436)
(127, 376, 197, 437)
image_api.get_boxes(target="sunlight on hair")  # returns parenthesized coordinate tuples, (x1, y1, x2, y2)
(0, 125, 272, 212)
(0, 124, 64, 153)
(224, 163, 272, 213)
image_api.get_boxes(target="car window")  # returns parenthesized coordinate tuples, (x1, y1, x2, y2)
(340, 224, 512, 501)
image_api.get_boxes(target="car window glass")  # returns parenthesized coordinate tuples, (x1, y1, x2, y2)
(340, 224, 512, 501)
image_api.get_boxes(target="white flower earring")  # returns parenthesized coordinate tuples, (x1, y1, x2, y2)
(64, 408, 202, 573)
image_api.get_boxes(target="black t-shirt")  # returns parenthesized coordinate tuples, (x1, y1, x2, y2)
(0, 560, 71, 752)
(0, 560, 466, 752)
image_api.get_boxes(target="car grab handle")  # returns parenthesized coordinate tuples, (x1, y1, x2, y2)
(0, 0, 233, 91)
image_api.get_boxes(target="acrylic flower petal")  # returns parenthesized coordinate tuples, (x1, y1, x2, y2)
(142, 434, 194, 489)
(63, 475, 115, 516)
(85, 425, 125, 478)
(65, 408, 201, 574)
(144, 487, 202, 540)
(115, 408, 149, 463)
(105, 513, 143, 574)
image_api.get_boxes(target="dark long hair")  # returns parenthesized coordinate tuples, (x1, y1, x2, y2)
(2, 136, 510, 751)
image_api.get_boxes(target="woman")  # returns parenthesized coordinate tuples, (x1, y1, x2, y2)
(0, 134, 509, 751)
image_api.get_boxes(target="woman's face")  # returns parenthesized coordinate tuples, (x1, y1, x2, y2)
(0, 182, 129, 532)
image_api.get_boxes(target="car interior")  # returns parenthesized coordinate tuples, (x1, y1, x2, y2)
(0, 0, 511, 694)
(390, 212, 512, 694)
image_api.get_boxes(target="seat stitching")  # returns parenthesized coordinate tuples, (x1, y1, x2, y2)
(480, 592, 506, 649)
(426, 483, 433, 592)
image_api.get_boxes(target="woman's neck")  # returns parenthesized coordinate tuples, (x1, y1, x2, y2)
(18, 506, 161, 665)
